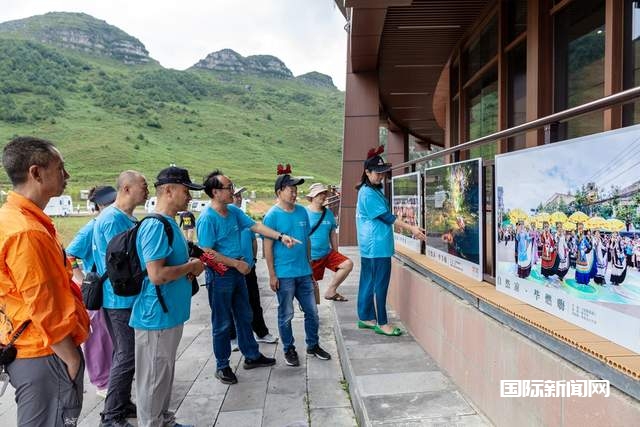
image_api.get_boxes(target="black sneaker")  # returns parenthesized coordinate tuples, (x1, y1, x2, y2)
(100, 418, 134, 427)
(124, 401, 137, 418)
(306, 345, 331, 360)
(284, 348, 300, 366)
(215, 366, 238, 384)
(243, 354, 276, 370)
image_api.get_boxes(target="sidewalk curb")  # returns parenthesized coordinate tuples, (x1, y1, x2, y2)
(331, 303, 370, 427)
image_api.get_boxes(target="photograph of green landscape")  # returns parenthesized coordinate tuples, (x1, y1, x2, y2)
(0, 12, 344, 199)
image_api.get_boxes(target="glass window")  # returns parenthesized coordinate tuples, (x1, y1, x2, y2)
(451, 61, 460, 96)
(554, 0, 605, 139)
(507, 43, 527, 151)
(466, 68, 498, 160)
(464, 16, 498, 82)
(623, 1, 640, 125)
(409, 135, 444, 172)
(507, 0, 527, 42)
(451, 98, 459, 147)
(379, 126, 388, 147)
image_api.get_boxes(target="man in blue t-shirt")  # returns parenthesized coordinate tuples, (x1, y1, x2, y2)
(305, 183, 353, 302)
(132, 166, 204, 427)
(264, 173, 332, 367)
(92, 171, 148, 427)
(226, 187, 278, 349)
(196, 170, 295, 385)
(66, 185, 116, 398)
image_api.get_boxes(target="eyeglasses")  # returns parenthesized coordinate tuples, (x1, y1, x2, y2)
(219, 184, 235, 191)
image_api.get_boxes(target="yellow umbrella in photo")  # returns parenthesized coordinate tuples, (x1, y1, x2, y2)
(535, 212, 551, 223)
(563, 221, 576, 231)
(606, 218, 625, 232)
(586, 216, 606, 230)
(550, 211, 568, 223)
(509, 208, 528, 223)
(569, 211, 589, 224)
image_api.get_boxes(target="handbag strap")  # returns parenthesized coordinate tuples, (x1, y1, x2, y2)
(6, 320, 31, 347)
(309, 207, 327, 237)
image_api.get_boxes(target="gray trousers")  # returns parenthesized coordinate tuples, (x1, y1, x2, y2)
(134, 324, 184, 427)
(7, 349, 85, 427)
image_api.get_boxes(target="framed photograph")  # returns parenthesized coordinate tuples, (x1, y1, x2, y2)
(391, 172, 422, 253)
(495, 124, 640, 353)
(423, 159, 483, 280)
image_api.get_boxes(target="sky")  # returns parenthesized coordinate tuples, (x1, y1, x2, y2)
(1, 0, 348, 90)
(496, 125, 640, 213)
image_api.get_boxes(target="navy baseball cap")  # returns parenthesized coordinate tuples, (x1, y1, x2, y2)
(364, 155, 391, 173)
(89, 185, 117, 206)
(155, 166, 204, 190)
(275, 174, 305, 193)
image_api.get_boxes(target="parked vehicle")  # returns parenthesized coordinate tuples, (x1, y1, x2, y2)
(44, 195, 73, 217)
(189, 199, 208, 212)
(144, 196, 157, 213)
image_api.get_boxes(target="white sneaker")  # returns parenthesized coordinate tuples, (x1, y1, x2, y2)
(231, 338, 239, 352)
(255, 333, 278, 344)
(96, 388, 108, 398)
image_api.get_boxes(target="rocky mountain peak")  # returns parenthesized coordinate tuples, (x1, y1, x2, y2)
(193, 49, 293, 79)
(0, 12, 153, 65)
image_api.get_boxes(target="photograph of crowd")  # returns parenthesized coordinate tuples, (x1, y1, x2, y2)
(495, 124, 640, 353)
(391, 172, 422, 252)
(423, 159, 482, 280)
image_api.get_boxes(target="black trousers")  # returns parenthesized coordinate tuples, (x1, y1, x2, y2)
(230, 266, 269, 339)
(102, 308, 135, 422)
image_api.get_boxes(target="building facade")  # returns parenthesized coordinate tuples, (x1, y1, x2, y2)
(336, 0, 640, 424)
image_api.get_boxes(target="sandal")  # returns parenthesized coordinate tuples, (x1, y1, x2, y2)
(357, 320, 376, 330)
(324, 293, 348, 302)
(374, 325, 403, 336)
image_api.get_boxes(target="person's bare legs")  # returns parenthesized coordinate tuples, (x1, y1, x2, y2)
(324, 259, 354, 298)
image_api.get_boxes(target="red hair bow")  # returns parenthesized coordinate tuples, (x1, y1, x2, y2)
(366, 146, 384, 159)
(277, 163, 292, 175)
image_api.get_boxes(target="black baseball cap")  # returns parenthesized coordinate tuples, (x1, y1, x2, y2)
(364, 155, 392, 173)
(275, 174, 305, 193)
(90, 185, 117, 206)
(155, 166, 204, 190)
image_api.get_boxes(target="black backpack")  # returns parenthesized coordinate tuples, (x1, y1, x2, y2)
(105, 214, 173, 313)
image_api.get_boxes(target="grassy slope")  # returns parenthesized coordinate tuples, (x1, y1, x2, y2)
(0, 39, 344, 198)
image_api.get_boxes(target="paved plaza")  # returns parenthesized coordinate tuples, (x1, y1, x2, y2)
(0, 246, 491, 426)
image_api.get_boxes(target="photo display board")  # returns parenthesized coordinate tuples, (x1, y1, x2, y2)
(495, 124, 640, 353)
(391, 172, 422, 252)
(423, 159, 483, 280)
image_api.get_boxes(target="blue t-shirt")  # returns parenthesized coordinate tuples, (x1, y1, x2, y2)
(196, 204, 255, 259)
(130, 215, 191, 330)
(67, 218, 96, 273)
(307, 207, 336, 260)
(240, 229, 257, 269)
(93, 205, 138, 309)
(356, 185, 394, 258)
(263, 204, 311, 278)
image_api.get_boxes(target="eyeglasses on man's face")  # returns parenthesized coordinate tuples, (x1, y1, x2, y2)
(219, 183, 235, 192)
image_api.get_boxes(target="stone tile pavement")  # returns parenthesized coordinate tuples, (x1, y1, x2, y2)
(332, 247, 493, 427)
(0, 250, 357, 427)
(0, 246, 492, 426)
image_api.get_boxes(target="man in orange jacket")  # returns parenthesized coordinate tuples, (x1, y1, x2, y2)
(0, 136, 90, 426)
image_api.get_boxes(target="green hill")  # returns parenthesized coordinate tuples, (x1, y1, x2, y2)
(0, 13, 344, 197)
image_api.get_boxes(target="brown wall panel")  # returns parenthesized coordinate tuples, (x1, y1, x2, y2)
(343, 116, 381, 159)
(344, 72, 379, 117)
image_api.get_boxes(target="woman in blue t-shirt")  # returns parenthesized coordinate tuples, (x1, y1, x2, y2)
(355, 148, 425, 336)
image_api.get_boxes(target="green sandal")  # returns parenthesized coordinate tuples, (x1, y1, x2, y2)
(374, 325, 403, 336)
(357, 320, 376, 330)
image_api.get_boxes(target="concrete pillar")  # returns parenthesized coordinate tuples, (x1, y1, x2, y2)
(339, 44, 380, 246)
(386, 128, 408, 175)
